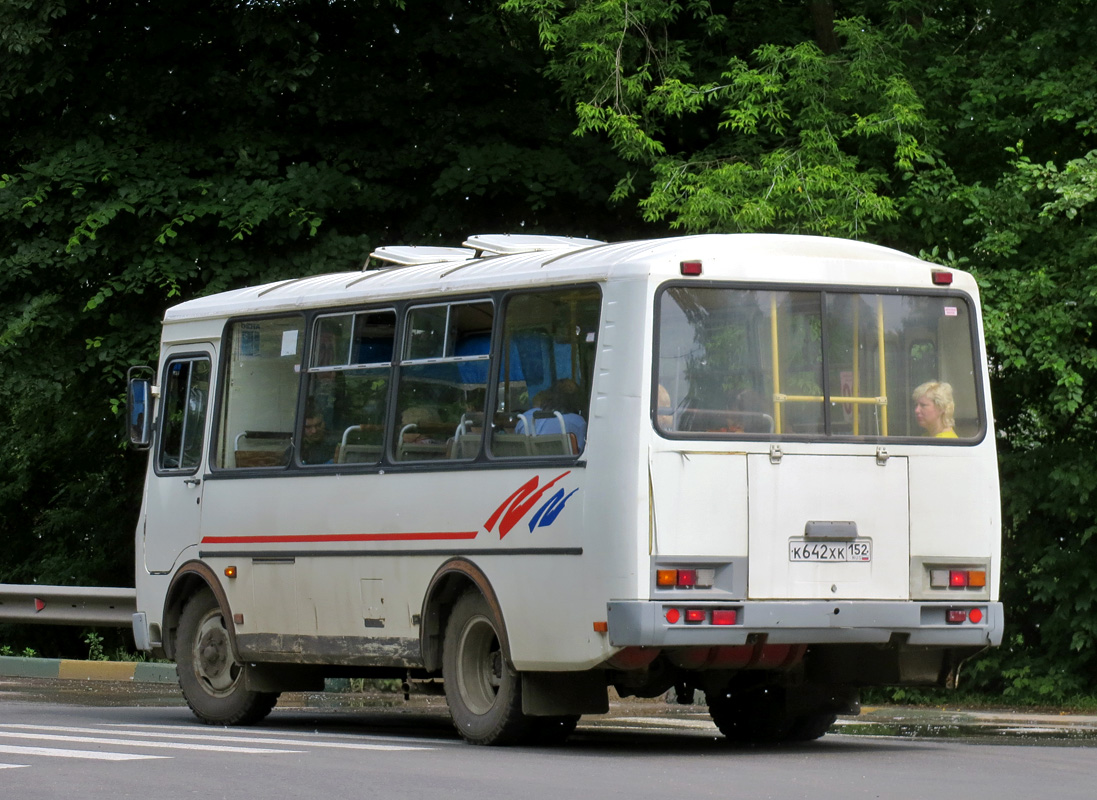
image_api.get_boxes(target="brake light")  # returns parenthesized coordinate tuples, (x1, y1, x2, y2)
(947, 607, 986, 625)
(931, 567, 988, 590)
(656, 567, 714, 588)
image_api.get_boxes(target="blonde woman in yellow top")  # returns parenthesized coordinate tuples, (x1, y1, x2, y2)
(913, 381, 958, 438)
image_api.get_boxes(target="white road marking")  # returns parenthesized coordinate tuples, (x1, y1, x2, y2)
(0, 744, 165, 762)
(0, 762, 30, 769)
(604, 717, 717, 730)
(104, 721, 454, 748)
(0, 730, 298, 755)
(2, 723, 430, 752)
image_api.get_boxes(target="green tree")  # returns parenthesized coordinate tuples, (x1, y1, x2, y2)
(0, 0, 634, 602)
(503, 0, 931, 235)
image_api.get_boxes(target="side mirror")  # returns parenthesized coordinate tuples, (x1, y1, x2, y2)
(127, 367, 154, 450)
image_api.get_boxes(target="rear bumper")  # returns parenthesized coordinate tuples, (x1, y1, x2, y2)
(606, 600, 1004, 648)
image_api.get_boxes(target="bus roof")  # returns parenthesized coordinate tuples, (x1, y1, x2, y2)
(162, 233, 961, 325)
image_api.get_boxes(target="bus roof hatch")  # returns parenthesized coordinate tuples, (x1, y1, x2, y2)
(463, 234, 606, 256)
(369, 245, 477, 267)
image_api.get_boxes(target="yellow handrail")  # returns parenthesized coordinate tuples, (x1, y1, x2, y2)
(770, 293, 782, 433)
(877, 296, 888, 435)
(852, 302, 860, 435)
(767, 292, 889, 434)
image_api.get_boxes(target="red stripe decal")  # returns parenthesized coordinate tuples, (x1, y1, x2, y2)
(200, 531, 479, 545)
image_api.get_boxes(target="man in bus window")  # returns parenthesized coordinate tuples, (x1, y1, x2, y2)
(517, 379, 588, 450)
(300, 407, 338, 464)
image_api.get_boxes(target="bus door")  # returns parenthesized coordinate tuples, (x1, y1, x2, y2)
(143, 347, 214, 574)
(746, 453, 910, 600)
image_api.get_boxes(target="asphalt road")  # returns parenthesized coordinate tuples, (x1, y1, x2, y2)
(2, 677, 1096, 800)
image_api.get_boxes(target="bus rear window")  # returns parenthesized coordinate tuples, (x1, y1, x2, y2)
(656, 286, 983, 441)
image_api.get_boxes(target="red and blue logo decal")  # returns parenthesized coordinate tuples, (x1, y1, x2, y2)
(484, 471, 578, 538)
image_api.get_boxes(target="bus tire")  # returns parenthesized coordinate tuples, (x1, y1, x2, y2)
(786, 711, 838, 742)
(443, 591, 531, 745)
(526, 714, 580, 746)
(707, 687, 795, 744)
(176, 588, 278, 726)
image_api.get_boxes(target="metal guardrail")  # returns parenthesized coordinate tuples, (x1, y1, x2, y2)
(0, 584, 136, 627)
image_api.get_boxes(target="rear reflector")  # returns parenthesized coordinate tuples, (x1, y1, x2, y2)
(711, 609, 737, 626)
(665, 608, 681, 624)
(968, 608, 984, 624)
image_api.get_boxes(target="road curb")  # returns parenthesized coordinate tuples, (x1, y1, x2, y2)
(0, 655, 177, 684)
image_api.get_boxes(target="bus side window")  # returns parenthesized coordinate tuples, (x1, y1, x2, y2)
(214, 315, 304, 469)
(304, 309, 395, 467)
(393, 300, 493, 463)
(157, 357, 211, 472)
(491, 287, 601, 458)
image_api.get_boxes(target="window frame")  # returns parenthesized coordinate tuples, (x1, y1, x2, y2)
(299, 307, 398, 468)
(209, 312, 307, 473)
(154, 353, 213, 477)
(204, 284, 604, 480)
(652, 280, 987, 446)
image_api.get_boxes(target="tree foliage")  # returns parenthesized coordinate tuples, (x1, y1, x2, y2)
(0, 0, 636, 594)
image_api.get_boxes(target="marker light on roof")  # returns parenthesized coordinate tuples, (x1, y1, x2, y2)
(931, 270, 953, 285)
(680, 260, 703, 276)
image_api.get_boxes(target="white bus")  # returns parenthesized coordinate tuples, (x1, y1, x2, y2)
(127, 233, 1002, 745)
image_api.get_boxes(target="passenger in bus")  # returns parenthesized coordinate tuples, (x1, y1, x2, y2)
(300, 407, 338, 464)
(516, 379, 588, 450)
(657, 384, 674, 430)
(913, 381, 958, 438)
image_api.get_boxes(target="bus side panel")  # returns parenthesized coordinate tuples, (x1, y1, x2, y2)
(195, 466, 623, 671)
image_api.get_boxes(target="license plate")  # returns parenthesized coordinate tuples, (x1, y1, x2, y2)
(788, 539, 872, 562)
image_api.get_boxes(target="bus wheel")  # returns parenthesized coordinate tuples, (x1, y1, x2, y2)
(526, 714, 580, 745)
(786, 711, 838, 742)
(709, 685, 840, 744)
(443, 591, 530, 745)
(707, 686, 796, 744)
(176, 588, 278, 726)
